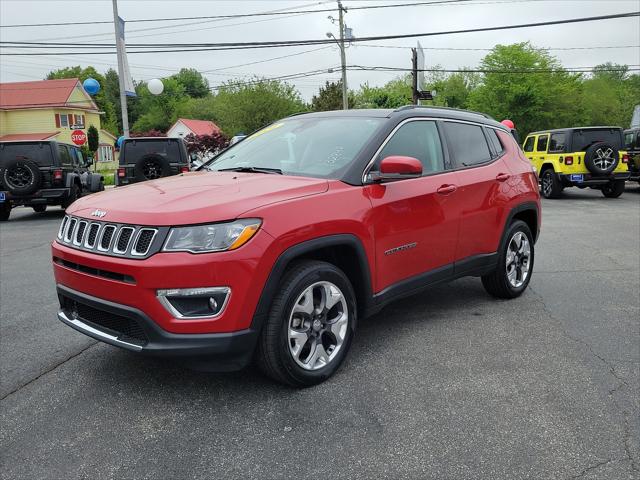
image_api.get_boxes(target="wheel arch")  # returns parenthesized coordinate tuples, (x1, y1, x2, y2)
(539, 162, 555, 175)
(505, 202, 539, 243)
(251, 234, 374, 331)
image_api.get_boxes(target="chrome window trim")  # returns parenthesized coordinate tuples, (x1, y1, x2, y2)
(131, 228, 158, 257)
(73, 220, 88, 246)
(113, 226, 135, 255)
(84, 223, 102, 249)
(97, 225, 117, 252)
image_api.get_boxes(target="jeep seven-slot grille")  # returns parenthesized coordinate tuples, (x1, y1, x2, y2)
(57, 215, 159, 258)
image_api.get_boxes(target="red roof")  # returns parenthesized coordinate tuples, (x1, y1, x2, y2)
(175, 118, 221, 136)
(0, 78, 97, 110)
(0, 132, 59, 141)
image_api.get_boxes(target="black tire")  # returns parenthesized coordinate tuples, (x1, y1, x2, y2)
(0, 158, 42, 195)
(32, 204, 47, 213)
(134, 154, 171, 182)
(601, 180, 625, 198)
(482, 220, 534, 299)
(540, 169, 563, 199)
(62, 184, 80, 209)
(256, 260, 357, 387)
(584, 142, 619, 176)
(98, 180, 105, 192)
(0, 201, 11, 221)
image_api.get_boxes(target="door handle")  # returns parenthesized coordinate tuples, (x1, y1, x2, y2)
(496, 173, 510, 182)
(437, 184, 457, 195)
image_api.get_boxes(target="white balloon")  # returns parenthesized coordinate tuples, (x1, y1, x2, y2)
(148, 78, 164, 95)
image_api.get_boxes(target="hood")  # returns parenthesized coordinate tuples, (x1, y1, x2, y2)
(69, 171, 329, 225)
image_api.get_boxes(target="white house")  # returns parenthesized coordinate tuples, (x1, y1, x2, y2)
(167, 118, 220, 138)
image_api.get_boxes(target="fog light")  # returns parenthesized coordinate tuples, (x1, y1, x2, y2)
(157, 287, 230, 319)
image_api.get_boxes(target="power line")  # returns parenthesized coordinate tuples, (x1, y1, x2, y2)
(1, 11, 637, 57)
(359, 44, 640, 51)
(348, 64, 640, 73)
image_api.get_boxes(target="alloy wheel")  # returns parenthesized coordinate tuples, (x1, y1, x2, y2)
(505, 231, 531, 288)
(143, 161, 161, 179)
(593, 147, 615, 170)
(6, 165, 33, 188)
(542, 172, 553, 197)
(287, 281, 348, 371)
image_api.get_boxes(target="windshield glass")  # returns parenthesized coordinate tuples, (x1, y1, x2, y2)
(0, 143, 54, 166)
(205, 117, 384, 178)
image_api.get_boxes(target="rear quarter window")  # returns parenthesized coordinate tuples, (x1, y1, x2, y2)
(122, 140, 182, 165)
(0, 143, 55, 166)
(548, 133, 566, 153)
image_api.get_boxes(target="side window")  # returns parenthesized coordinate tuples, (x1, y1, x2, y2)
(443, 122, 492, 167)
(624, 132, 634, 149)
(548, 133, 566, 153)
(523, 136, 535, 152)
(486, 128, 504, 157)
(377, 120, 445, 174)
(57, 145, 72, 167)
(73, 148, 85, 166)
(536, 134, 549, 152)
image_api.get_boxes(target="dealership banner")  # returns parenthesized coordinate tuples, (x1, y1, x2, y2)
(117, 16, 137, 97)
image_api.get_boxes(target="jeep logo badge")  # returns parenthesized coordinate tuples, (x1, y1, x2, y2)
(91, 209, 107, 218)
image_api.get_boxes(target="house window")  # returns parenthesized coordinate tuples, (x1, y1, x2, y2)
(98, 145, 114, 162)
(70, 114, 85, 128)
(60, 114, 69, 128)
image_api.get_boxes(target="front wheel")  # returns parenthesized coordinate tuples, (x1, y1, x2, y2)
(482, 220, 534, 299)
(601, 180, 625, 198)
(256, 260, 356, 387)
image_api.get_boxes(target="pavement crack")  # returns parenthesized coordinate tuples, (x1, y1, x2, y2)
(568, 458, 614, 479)
(1, 341, 97, 401)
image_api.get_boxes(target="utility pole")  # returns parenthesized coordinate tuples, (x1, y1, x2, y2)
(337, 1, 348, 110)
(411, 48, 418, 105)
(112, 0, 129, 137)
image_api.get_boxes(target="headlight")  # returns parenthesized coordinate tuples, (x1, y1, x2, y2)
(162, 219, 261, 253)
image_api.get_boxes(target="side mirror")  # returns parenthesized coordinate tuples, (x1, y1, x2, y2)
(369, 156, 422, 182)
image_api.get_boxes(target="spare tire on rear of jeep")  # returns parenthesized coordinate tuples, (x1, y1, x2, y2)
(134, 154, 171, 181)
(584, 142, 619, 175)
(0, 158, 42, 195)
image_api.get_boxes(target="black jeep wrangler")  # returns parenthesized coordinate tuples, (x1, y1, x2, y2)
(624, 127, 640, 182)
(0, 140, 104, 221)
(115, 137, 189, 186)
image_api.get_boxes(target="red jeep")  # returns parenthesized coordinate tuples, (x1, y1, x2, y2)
(52, 107, 541, 386)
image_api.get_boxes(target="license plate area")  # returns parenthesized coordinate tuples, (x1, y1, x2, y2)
(570, 174, 584, 182)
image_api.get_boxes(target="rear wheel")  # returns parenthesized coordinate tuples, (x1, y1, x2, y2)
(32, 205, 47, 213)
(482, 220, 534, 299)
(256, 260, 356, 387)
(540, 169, 563, 199)
(601, 180, 625, 198)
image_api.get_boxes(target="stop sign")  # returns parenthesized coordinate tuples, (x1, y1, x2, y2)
(71, 129, 87, 145)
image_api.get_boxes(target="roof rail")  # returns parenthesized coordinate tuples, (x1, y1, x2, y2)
(393, 104, 494, 120)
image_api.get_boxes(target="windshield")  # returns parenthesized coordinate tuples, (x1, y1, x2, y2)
(0, 143, 54, 166)
(205, 117, 384, 178)
(572, 129, 622, 151)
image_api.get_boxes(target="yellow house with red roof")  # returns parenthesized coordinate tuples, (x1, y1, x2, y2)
(0, 78, 117, 163)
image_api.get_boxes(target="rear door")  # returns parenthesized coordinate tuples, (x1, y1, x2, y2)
(365, 119, 460, 292)
(534, 134, 550, 171)
(444, 121, 511, 262)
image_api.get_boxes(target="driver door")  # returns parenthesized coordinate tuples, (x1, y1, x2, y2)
(364, 119, 460, 293)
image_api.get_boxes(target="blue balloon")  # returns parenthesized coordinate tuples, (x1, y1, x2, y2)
(117, 136, 125, 148)
(83, 77, 100, 95)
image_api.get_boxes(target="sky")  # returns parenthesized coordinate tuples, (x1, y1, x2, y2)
(1, 0, 639, 100)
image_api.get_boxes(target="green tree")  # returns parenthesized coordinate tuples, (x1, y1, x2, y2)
(353, 75, 412, 109)
(87, 125, 99, 153)
(170, 68, 210, 98)
(211, 79, 307, 135)
(311, 81, 353, 111)
(47, 66, 118, 135)
(467, 42, 581, 136)
(132, 78, 187, 132)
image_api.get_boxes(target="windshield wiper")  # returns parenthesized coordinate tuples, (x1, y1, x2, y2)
(217, 166, 283, 175)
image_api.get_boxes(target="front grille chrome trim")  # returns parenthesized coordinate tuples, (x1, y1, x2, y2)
(84, 223, 101, 249)
(58, 215, 69, 240)
(57, 310, 143, 352)
(113, 226, 135, 255)
(131, 228, 158, 256)
(97, 225, 117, 252)
(64, 218, 77, 243)
(73, 220, 88, 246)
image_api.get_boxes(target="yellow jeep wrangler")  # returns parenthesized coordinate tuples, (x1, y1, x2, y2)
(522, 127, 630, 199)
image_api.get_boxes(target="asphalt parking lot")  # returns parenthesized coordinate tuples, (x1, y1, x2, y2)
(1, 186, 639, 480)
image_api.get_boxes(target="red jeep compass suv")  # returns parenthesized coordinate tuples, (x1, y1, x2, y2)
(52, 107, 541, 386)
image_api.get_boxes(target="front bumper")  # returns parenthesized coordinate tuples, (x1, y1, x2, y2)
(57, 285, 258, 370)
(559, 172, 631, 186)
(1, 188, 70, 205)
